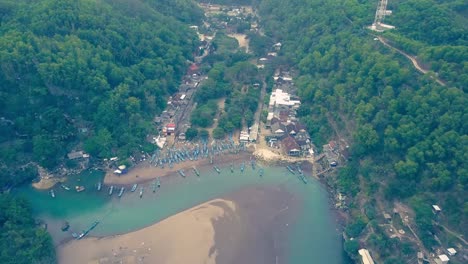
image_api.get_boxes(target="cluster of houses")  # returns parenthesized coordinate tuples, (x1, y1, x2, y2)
(264, 71, 314, 157)
(152, 63, 204, 149)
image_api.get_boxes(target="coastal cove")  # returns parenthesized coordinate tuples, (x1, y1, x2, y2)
(16, 160, 350, 264)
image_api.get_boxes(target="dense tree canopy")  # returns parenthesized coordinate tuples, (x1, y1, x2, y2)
(0, 194, 56, 264)
(258, 0, 467, 261)
(0, 0, 201, 172)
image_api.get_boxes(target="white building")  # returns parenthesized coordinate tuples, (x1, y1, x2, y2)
(436, 254, 449, 264)
(358, 249, 375, 264)
(239, 131, 249, 143)
(447, 248, 457, 256)
(269, 89, 301, 108)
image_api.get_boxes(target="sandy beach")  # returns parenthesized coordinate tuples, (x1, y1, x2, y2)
(57, 186, 299, 264)
(104, 152, 252, 185)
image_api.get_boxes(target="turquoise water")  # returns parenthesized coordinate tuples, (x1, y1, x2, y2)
(16, 163, 348, 263)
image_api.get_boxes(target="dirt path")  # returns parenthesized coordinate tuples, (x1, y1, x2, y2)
(438, 224, 468, 246)
(377, 36, 446, 86)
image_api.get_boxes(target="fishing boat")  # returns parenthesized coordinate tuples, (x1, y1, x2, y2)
(131, 183, 138, 192)
(77, 221, 99, 240)
(210, 156, 213, 164)
(259, 168, 264, 177)
(157, 177, 161, 187)
(61, 184, 71, 191)
(193, 166, 200, 177)
(152, 180, 157, 193)
(139, 187, 144, 198)
(61, 221, 70, 231)
(297, 166, 303, 174)
(108, 185, 114, 195)
(97, 182, 102, 191)
(230, 163, 234, 173)
(50, 189, 55, 198)
(240, 162, 245, 173)
(286, 165, 295, 175)
(178, 169, 186, 178)
(251, 159, 256, 170)
(118, 187, 125, 197)
(300, 174, 308, 184)
(75, 185, 85, 192)
(214, 166, 221, 174)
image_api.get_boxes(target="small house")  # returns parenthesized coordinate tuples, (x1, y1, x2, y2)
(67, 151, 84, 160)
(447, 248, 457, 256)
(437, 254, 449, 264)
(282, 136, 300, 156)
(166, 123, 176, 135)
(432, 205, 442, 214)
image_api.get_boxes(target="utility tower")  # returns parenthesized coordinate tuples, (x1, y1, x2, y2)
(369, 0, 394, 32)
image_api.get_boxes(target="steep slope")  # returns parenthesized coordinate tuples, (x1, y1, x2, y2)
(257, 0, 467, 262)
(0, 0, 201, 174)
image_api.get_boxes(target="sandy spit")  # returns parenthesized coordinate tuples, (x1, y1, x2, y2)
(57, 199, 237, 264)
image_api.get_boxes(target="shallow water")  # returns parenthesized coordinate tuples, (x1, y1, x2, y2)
(16, 163, 349, 264)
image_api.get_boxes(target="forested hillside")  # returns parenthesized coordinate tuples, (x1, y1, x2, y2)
(0, 0, 201, 178)
(0, 0, 203, 262)
(257, 0, 467, 262)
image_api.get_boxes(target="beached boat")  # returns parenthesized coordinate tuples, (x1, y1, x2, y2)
(50, 189, 55, 198)
(108, 185, 114, 195)
(214, 166, 221, 174)
(193, 167, 200, 177)
(286, 165, 295, 175)
(178, 169, 186, 178)
(251, 159, 256, 170)
(139, 187, 144, 198)
(131, 183, 138, 192)
(259, 168, 264, 177)
(61, 184, 71, 191)
(97, 182, 102, 191)
(118, 187, 125, 197)
(230, 163, 234, 173)
(75, 185, 85, 192)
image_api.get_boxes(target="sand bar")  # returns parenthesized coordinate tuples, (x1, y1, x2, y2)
(58, 198, 237, 264)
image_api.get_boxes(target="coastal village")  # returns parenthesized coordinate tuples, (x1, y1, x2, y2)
(29, 3, 466, 264)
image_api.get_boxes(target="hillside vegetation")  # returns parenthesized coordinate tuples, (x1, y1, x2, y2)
(0, 0, 203, 262)
(258, 0, 467, 262)
(0, 0, 201, 178)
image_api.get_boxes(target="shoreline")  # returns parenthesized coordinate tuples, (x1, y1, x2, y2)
(57, 186, 301, 264)
(104, 152, 253, 186)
